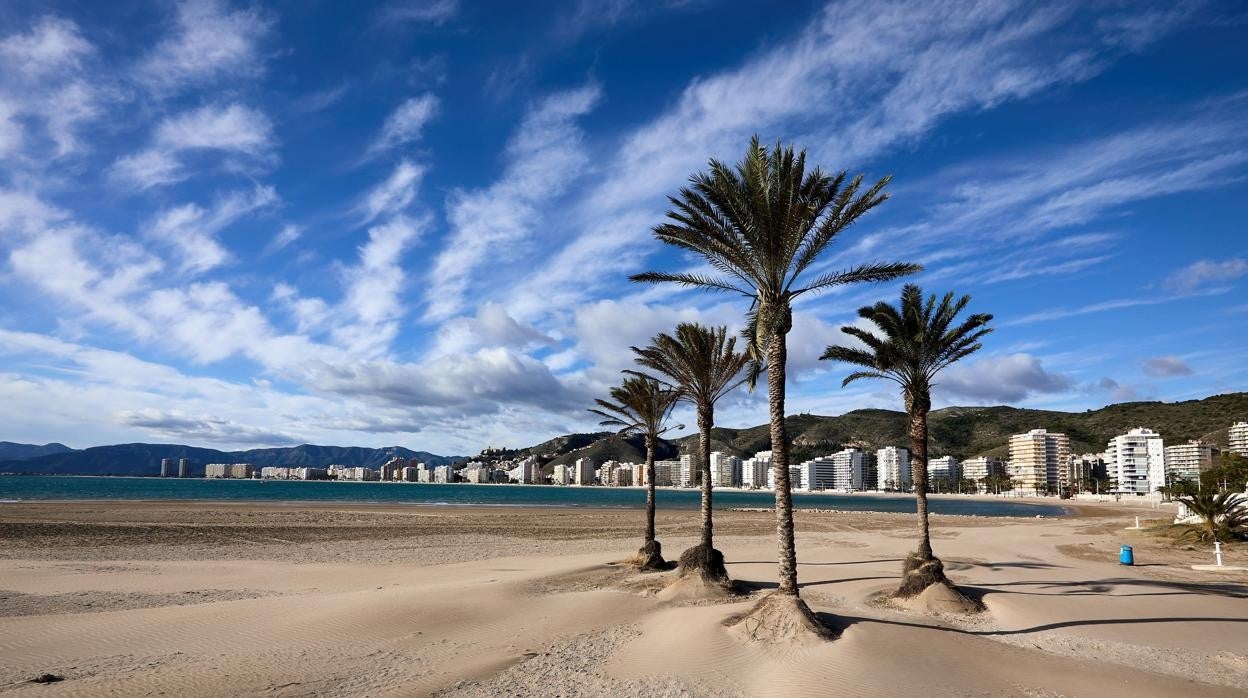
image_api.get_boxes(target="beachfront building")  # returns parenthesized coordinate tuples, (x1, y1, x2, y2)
(1105, 427, 1165, 495)
(1230, 422, 1248, 457)
(767, 464, 803, 490)
(1009, 429, 1071, 495)
(574, 458, 595, 485)
(433, 464, 455, 483)
(742, 451, 771, 489)
(1066, 453, 1107, 490)
(1164, 441, 1218, 484)
(833, 448, 875, 491)
(678, 454, 700, 488)
(463, 464, 492, 483)
(553, 464, 570, 485)
(961, 456, 1005, 490)
(178, 458, 189, 478)
(653, 460, 679, 487)
(799, 455, 836, 491)
(335, 466, 378, 482)
(709, 452, 742, 488)
(160, 458, 173, 477)
(380, 457, 406, 481)
(204, 463, 255, 479)
(927, 456, 961, 487)
(876, 446, 911, 492)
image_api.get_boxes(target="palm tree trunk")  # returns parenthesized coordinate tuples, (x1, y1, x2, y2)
(645, 433, 657, 546)
(699, 405, 713, 549)
(905, 391, 933, 560)
(768, 332, 798, 596)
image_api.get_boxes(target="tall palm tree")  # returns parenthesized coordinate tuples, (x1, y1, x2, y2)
(821, 284, 992, 597)
(632, 137, 920, 604)
(589, 375, 682, 570)
(630, 322, 750, 583)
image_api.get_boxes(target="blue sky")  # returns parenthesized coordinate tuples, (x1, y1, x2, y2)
(1, 0, 1246, 454)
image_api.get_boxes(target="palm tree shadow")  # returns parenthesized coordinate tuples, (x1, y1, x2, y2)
(816, 612, 1248, 637)
(961, 577, 1248, 600)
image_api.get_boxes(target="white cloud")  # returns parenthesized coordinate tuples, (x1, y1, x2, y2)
(424, 84, 601, 321)
(266, 224, 302, 253)
(333, 216, 427, 356)
(113, 103, 275, 190)
(434, 302, 555, 356)
(1164, 258, 1248, 294)
(136, 0, 274, 92)
(0, 16, 105, 157)
(369, 93, 439, 155)
(1143, 356, 1193, 378)
(145, 185, 279, 273)
(359, 160, 424, 224)
(378, 0, 460, 26)
(939, 353, 1072, 403)
(116, 408, 296, 445)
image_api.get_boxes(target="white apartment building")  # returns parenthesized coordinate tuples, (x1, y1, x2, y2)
(1009, 429, 1071, 495)
(927, 456, 961, 483)
(833, 448, 875, 491)
(799, 456, 837, 491)
(679, 454, 700, 488)
(653, 460, 680, 487)
(1163, 441, 1218, 483)
(1230, 422, 1248, 457)
(1105, 427, 1165, 495)
(742, 451, 771, 489)
(767, 464, 803, 490)
(553, 464, 570, 485)
(574, 458, 595, 485)
(630, 462, 645, 487)
(709, 452, 742, 488)
(204, 463, 255, 479)
(960, 456, 1004, 486)
(160, 458, 173, 477)
(433, 464, 455, 483)
(876, 446, 911, 491)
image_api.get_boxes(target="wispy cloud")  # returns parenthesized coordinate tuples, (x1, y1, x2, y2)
(367, 93, 439, 156)
(1164, 257, 1248, 294)
(113, 103, 276, 190)
(145, 185, 280, 273)
(135, 0, 274, 93)
(377, 0, 460, 26)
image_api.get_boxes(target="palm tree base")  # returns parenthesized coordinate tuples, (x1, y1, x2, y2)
(634, 540, 667, 571)
(677, 543, 730, 583)
(895, 551, 950, 598)
(725, 593, 836, 644)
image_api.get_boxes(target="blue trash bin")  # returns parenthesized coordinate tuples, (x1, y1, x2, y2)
(1119, 545, 1134, 565)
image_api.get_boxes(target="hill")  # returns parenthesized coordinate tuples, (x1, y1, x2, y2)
(0, 442, 75, 461)
(0, 443, 463, 477)
(519, 392, 1248, 467)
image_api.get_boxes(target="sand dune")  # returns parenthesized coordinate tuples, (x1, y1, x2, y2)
(1, 500, 1245, 696)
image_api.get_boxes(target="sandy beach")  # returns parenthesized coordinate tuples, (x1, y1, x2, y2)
(2, 498, 1246, 696)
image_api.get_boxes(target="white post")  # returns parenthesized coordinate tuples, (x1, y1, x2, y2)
(1215, 541, 1224, 567)
(1134, 516, 1140, 529)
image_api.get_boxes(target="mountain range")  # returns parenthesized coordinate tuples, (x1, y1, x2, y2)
(0, 443, 462, 477)
(5, 392, 1244, 477)
(509, 392, 1248, 470)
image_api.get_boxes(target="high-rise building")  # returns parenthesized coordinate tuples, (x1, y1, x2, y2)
(741, 451, 771, 489)
(178, 458, 189, 478)
(1066, 453, 1106, 489)
(1163, 441, 1218, 484)
(709, 452, 742, 487)
(876, 446, 910, 491)
(1105, 427, 1165, 495)
(679, 454, 700, 488)
(574, 458, 595, 485)
(160, 458, 173, 477)
(799, 455, 836, 491)
(927, 456, 961, 484)
(831, 448, 874, 491)
(767, 464, 803, 490)
(653, 460, 680, 487)
(1229, 422, 1248, 457)
(1009, 429, 1071, 495)
(553, 464, 570, 485)
(960, 456, 1004, 488)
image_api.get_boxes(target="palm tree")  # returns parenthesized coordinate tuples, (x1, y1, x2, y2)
(821, 284, 992, 597)
(632, 137, 920, 612)
(589, 375, 682, 570)
(1176, 490, 1247, 543)
(630, 322, 750, 583)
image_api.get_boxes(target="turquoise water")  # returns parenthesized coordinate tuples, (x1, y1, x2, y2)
(0, 476, 1067, 517)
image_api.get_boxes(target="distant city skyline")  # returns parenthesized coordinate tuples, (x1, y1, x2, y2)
(1, 1, 1246, 454)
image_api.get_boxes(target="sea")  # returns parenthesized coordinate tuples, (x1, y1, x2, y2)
(0, 476, 1069, 517)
